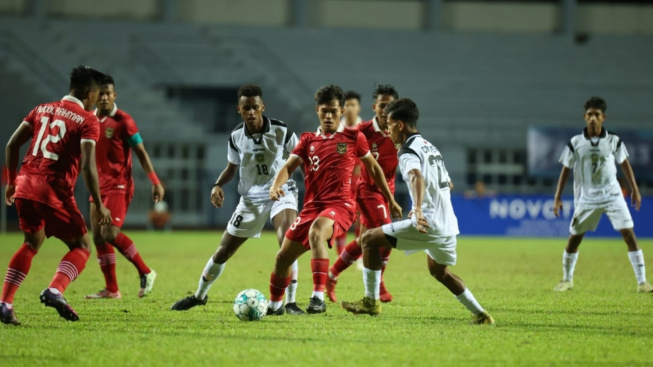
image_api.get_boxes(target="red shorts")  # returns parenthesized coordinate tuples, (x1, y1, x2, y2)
(357, 184, 392, 229)
(90, 190, 133, 228)
(16, 198, 87, 240)
(285, 203, 356, 249)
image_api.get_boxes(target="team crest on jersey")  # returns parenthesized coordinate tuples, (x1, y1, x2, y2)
(310, 145, 315, 153)
(105, 128, 114, 139)
(336, 143, 347, 154)
(255, 153, 265, 163)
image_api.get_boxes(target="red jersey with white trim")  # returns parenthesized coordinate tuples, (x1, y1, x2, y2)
(291, 124, 370, 208)
(15, 96, 99, 202)
(358, 118, 398, 195)
(95, 104, 139, 193)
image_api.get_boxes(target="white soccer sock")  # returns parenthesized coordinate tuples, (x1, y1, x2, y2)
(562, 251, 579, 282)
(363, 268, 381, 300)
(455, 288, 485, 315)
(269, 300, 283, 310)
(286, 260, 299, 304)
(311, 291, 324, 301)
(194, 257, 225, 299)
(628, 249, 647, 284)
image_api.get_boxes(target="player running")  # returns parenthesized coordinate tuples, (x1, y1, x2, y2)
(327, 84, 398, 303)
(85, 75, 163, 299)
(1, 66, 112, 325)
(341, 98, 495, 325)
(333, 90, 363, 255)
(552, 96, 652, 293)
(267, 85, 401, 315)
(171, 84, 306, 314)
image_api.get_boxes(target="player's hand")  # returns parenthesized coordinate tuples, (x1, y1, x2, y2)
(632, 191, 642, 211)
(5, 184, 15, 206)
(553, 197, 563, 217)
(389, 199, 402, 220)
(96, 205, 112, 225)
(152, 183, 165, 203)
(414, 208, 430, 233)
(211, 185, 225, 208)
(407, 209, 413, 219)
(269, 186, 285, 201)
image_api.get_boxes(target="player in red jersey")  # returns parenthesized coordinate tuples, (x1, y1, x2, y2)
(334, 91, 363, 255)
(266, 85, 402, 315)
(1, 66, 112, 325)
(326, 84, 399, 303)
(85, 75, 164, 300)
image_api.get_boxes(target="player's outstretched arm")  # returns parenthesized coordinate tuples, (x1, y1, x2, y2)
(132, 143, 164, 203)
(81, 141, 112, 225)
(620, 159, 642, 211)
(360, 154, 402, 220)
(407, 168, 429, 233)
(270, 155, 302, 201)
(4, 122, 32, 205)
(553, 166, 571, 217)
(211, 162, 238, 208)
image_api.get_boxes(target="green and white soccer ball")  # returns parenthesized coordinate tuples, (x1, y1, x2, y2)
(233, 289, 268, 321)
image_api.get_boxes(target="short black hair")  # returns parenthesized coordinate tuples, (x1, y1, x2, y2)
(344, 91, 361, 103)
(584, 96, 607, 112)
(373, 84, 398, 100)
(385, 98, 419, 128)
(238, 84, 263, 99)
(101, 74, 115, 87)
(69, 65, 105, 94)
(314, 84, 344, 106)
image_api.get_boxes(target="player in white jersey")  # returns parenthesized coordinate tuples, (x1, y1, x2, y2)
(341, 98, 495, 324)
(171, 84, 306, 314)
(553, 96, 652, 293)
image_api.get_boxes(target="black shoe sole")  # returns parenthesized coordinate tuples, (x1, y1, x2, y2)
(40, 295, 79, 321)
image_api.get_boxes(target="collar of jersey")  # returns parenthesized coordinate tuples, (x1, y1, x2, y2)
(244, 116, 271, 139)
(583, 127, 607, 139)
(94, 103, 118, 121)
(372, 116, 389, 136)
(62, 95, 84, 109)
(402, 132, 421, 147)
(316, 122, 344, 138)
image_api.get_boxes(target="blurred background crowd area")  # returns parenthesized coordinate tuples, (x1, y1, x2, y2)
(0, 0, 651, 232)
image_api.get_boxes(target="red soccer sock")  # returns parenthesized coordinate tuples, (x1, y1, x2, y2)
(1, 244, 37, 304)
(269, 273, 291, 302)
(311, 258, 329, 292)
(49, 248, 90, 293)
(96, 244, 118, 293)
(112, 233, 150, 276)
(330, 240, 362, 278)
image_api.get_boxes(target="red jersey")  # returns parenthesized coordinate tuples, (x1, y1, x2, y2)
(95, 104, 140, 193)
(358, 117, 398, 195)
(292, 124, 370, 208)
(15, 96, 99, 204)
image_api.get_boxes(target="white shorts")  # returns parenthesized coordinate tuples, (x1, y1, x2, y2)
(226, 192, 298, 238)
(570, 197, 633, 235)
(381, 219, 457, 266)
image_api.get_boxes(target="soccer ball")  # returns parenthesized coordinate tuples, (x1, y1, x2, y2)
(233, 289, 268, 321)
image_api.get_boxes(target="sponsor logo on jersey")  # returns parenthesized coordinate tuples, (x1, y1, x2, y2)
(337, 143, 347, 154)
(105, 127, 114, 139)
(310, 145, 315, 153)
(329, 211, 335, 216)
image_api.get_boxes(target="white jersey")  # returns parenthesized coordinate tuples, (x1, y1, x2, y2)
(228, 116, 298, 203)
(559, 128, 628, 208)
(398, 133, 459, 237)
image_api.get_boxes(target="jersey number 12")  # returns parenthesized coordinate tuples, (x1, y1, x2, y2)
(33, 116, 67, 161)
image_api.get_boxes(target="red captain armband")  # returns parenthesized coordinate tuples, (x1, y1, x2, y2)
(147, 171, 160, 186)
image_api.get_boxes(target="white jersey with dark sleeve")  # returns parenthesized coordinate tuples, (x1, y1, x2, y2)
(398, 133, 459, 237)
(558, 128, 628, 208)
(227, 116, 298, 203)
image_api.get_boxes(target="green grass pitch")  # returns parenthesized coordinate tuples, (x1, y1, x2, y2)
(1, 231, 652, 366)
